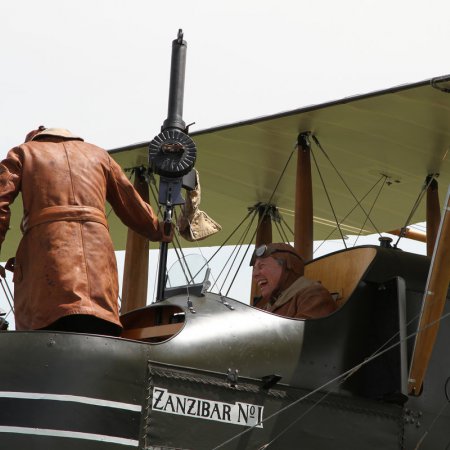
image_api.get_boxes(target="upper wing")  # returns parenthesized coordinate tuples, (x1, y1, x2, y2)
(2, 76, 449, 257)
(106, 75, 450, 250)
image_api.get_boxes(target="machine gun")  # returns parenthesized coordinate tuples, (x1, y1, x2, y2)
(149, 29, 197, 301)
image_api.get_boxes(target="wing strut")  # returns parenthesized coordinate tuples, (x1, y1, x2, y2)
(408, 184, 450, 395)
(294, 133, 313, 261)
(250, 204, 274, 305)
(426, 175, 441, 257)
(121, 167, 150, 313)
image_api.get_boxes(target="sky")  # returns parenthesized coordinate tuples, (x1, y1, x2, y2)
(1, 0, 449, 152)
(0, 0, 446, 327)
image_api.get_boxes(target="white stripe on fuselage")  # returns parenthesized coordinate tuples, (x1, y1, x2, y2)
(0, 391, 141, 412)
(0, 426, 138, 447)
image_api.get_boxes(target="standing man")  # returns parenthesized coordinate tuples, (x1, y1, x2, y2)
(251, 243, 337, 319)
(0, 126, 171, 336)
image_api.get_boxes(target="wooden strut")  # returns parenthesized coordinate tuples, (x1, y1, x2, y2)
(387, 176, 440, 249)
(426, 176, 441, 257)
(121, 168, 150, 314)
(408, 185, 450, 395)
(250, 205, 273, 305)
(388, 228, 426, 243)
(294, 133, 313, 262)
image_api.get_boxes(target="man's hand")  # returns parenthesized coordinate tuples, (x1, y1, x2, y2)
(159, 220, 174, 243)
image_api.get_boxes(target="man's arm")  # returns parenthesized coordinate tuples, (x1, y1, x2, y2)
(0, 148, 23, 247)
(106, 156, 171, 242)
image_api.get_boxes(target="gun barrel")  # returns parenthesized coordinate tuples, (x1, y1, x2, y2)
(162, 29, 187, 131)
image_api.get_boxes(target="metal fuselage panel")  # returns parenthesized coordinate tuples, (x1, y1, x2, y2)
(0, 332, 403, 450)
(141, 293, 306, 383)
(0, 246, 449, 449)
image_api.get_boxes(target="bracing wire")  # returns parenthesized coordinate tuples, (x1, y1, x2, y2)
(352, 175, 389, 247)
(264, 148, 296, 208)
(0, 278, 14, 316)
(201, 145, 297, 296)
(279, 214, 294, 236)
(218, 210, 258, 295)
(216, 268, 450, 449)
(310, 146, 348, 248)
(311, 135, 382, 236)
(314, 174, 386, 254)
(212, 308, 450, 449)
(274, 220, 291, 244)
(413, 401, 449, 449)
(270, 282, 450, 450)
(197, 210, 255, 293)
(223, 239, 257, 298)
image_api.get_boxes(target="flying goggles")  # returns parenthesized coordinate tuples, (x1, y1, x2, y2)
(250, 244, 303, 266)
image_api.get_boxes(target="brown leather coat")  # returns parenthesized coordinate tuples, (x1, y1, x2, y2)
(255, 276, 337, 319)
(0, 134, 162, 330)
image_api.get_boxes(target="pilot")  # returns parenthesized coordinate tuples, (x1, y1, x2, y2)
(0, 126, 172, 336)
(251, 243, 337, 319)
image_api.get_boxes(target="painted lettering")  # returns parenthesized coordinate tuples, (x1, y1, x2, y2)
(152, 388, 165, 410)
(237, 403, 248, 423)
(152, 387, 264, 428)
(176, 396, 186, 414)
(222, 404, 231, 422)
(187, 398, 196, 415)
(201, 401, 210, 417)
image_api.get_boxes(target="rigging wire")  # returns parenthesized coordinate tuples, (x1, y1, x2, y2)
(223, 243, 254, 297)
(352, 175, 389, 247)
(310, 146, 348, 248)
(311, 135, 382, 236)
(413, 401, 449, 449)
(221, 203, 277, 296)
(217, 208, 258, 295)
(225, 204, 278, 294)
(279, 214, 294, 237)
(217, 239, 450, 445)
(190, 145, 297, 297)
(264, 147, 296, 208)
(274, 219, 291, 244)
(0, 278, 14, 316)
(260, 280, 446, 448)
(175, 209, 255, 291)
(258, 364, 359, 449)
(212, 309, 450, 450)
(147, 170, 202, 298)
(313, 174, 386, 254)
(215, 219, 254, 293)
(264, 271, 450, 449)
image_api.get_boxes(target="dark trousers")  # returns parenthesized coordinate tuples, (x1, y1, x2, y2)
(40, 314, 122, 337)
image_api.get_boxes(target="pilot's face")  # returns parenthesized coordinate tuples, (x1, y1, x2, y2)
(252, 256, 283, 301)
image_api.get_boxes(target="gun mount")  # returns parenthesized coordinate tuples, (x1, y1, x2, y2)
(149, 29, 197, 302)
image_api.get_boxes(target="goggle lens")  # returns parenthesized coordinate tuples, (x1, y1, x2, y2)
(250, 244, 302, 266)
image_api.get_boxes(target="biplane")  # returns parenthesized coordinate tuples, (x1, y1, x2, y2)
(0, 31, 449, 450)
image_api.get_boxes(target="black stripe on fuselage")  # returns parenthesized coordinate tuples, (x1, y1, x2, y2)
(0, 397, 140, 441)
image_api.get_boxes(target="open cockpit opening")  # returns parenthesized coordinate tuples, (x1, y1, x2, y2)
(120, 304, 185, 343)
